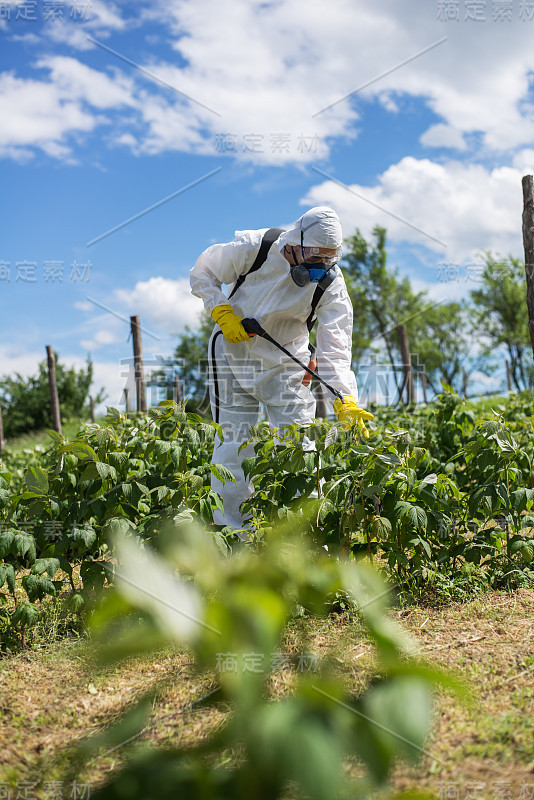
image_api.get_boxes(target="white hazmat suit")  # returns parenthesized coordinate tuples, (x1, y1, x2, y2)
(189, 206, 358, 532)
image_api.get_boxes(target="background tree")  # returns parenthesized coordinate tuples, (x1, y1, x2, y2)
(149, 311, 213, 416)
(343, 226, 429, 399)
(410, 300, 473, 396)
(0, 353, 106, 439)
(470, 254, 534, 391)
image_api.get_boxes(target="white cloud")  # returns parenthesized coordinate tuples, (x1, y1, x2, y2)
(0, 71, 97, 157)
(74, 300, 94, 311)
(128, 0, 534, 163)
(0, 57, 136, 159)
(114, 276, 204, 334)
(80, 329, 119, 350)
(41, 0, 128, 50)
(512, 148, 534, 174)
(85, 0, 127, 31)
(302, 156, 525, 262)
(35, 55, 135, 109)
(420, 123, 467, 150)
(2, 0, 534, 165)
(0, 0, 533, 173)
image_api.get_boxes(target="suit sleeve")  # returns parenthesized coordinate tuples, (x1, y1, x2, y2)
(315, 273, 359, 405)
(189, 229, 267, 314)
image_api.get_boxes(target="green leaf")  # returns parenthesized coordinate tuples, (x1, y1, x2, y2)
(22, 573, 56, 601)
(170, 445, 182, 467)
(242, 457, 257, 479)
(419, 473, 438, 487)
(31, 557, 60, 578)
(47, 429, 64, 445)
(407, 505, 427, 531)
(68, 592, 85, 613)
(12, 601, 40, 629)
(324, 426, 338, 449)
(0, 530, 15, 558)
(510, 539, 534, 564)
(154, 440, 172, 456)
(24, 466, 49, 496)
(13, 533, 36, 563)
(363, 676, 432, 763)
(511, 489, 528, 513)
(104, 518, 135, 539)
(4, 563, 15, 594)
(64, 442, 98, 461)
(210, 464, 236, 485)
(371, 516, 392, 541)
(70, 526, 97, 549)
(80, 560, 109, 593)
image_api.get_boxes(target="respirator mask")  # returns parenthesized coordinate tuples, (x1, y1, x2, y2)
(289, 226, 341, 287)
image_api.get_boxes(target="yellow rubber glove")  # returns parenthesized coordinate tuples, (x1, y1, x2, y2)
(211, 304, 250, 344)
(333, 395, 374, 436)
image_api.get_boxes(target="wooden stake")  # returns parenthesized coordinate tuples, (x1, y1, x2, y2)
(506, 360, 513, 393)
(462, 370, 468, 398)
(396, 324, 414, 404)
(522, 175, 534, 360)
(421, 371, 428, 404)
(46, 345, 62, 435)
(124, 387, 130, 414)
(130, 315, 147, 412)
(0, 404, 4, 455)
(89, 395, 96, 423)
(174, 375, 182, 403)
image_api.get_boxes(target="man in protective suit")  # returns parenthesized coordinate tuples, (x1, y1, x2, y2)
(190, 205, 372, 534)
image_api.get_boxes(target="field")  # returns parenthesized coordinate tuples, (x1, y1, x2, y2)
(1, 391, 534, 799)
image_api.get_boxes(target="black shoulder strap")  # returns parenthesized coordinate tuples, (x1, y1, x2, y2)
(306, 267, 338, 332)
(228, 227, 285, 300)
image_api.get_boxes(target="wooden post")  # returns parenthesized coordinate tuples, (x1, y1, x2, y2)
(421, 371, 428, 404)
(462, 370, 468, 398)
(45, 345, 62, 435)
(506, 360, 513, 393)
(522, 175, 534, 360)
(0, 404, 4, 455)
(174, 375, 182, 403)
(89, 395, 96, 423)
(124, 387, 130, 414)
(396, 324, 414, 404)
(130, 315, 147, 412)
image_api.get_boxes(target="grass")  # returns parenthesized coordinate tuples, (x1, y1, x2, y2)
(0, 589, 533, 797)
(2, 417, 102, 453)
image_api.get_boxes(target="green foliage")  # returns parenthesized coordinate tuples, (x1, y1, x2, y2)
(342, 226, 475, 397)
(2, 391, 534, 644)
(0, 353, 106, 438)
(241, 391, 534, 595)
(148, 310, 214, 416)
(470, 254, 534, 391)
(0, 401, 227, 641)
(71, 523, 458, 799)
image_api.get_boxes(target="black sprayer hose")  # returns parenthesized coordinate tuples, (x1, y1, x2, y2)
(241, 318, 344, 403)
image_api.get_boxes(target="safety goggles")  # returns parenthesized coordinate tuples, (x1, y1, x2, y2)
(300, 230, 341, 267)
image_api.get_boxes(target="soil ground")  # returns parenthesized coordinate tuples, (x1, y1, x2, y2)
(0, 588, 532, 799)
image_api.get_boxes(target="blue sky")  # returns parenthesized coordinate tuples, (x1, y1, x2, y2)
(1, 0, 534, 409)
